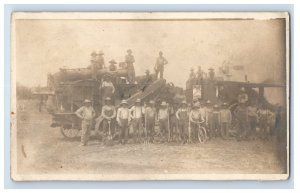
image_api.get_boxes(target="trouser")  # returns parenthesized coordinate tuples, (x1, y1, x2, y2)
(207, 119, 217, 138)
(178, 121, 188, 141)
(155, 68, 164, 79)
(145, 118, 155, 142)
(132, 118, 143, 142)
(190, 122, 200, 141)
(119, 119, 129, 143)
(169, 116, 178, 140)
(159, 119, 169, 141)
(81, 120, 92, 145)
(259, 118, 268, 139)
(237, 118, 248, 139)
(102, 119, 115, 138)
(248, 116, 257, 138)
(220, 122, 230, 138)
(128, 67, 136, 83)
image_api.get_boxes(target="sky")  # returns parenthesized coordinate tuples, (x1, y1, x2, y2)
(14, 18, 287, 104)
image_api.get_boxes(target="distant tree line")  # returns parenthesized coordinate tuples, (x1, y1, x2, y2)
(16, 83, 32, 99)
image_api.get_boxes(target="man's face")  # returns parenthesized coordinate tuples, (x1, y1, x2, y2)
(85, 103, 91, 107)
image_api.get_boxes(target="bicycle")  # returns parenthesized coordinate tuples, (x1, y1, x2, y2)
(189, 119, 208, 144)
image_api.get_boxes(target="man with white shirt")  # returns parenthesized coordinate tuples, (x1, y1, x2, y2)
(130, 99, 144, 143)
(117, 100, 130, 144)
(75, 99, 96, 146)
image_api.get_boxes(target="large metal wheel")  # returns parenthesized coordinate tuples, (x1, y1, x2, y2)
(60, 125, 80, 139)
(197, 126, 207, 144)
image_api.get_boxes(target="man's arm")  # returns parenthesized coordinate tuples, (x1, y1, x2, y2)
(75, 107, 84, 119)
(116, 108, 120, 123)
(111, 83, 115, 93)
(92, 108, 96, 118)
(175, 109, 180, 119)
(111, 107, 116, 119)
(164, 57, 168, 65)
(129, 106, 135, 119)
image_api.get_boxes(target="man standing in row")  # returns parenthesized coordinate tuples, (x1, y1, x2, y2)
(154, 51, 168, 79)
(117, 100, 130, 144)
(176, 101, 189, 143)
(100, 97, 116, 139)
(144, 100, 156, 142)
(75, 99, 96, 146)
(130, 99, 144, 143)
(158, 101, 170, 142)
(220, 103, 232, 139)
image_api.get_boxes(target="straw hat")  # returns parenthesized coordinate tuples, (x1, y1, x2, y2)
(83, 99, 92, 103)
(120, 100, 128, 105)
(149, 100, 155, 104)
(161, 101, 168, 106)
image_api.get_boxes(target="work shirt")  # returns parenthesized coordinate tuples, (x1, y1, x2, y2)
(75, 106, 95, 121)
(155, 56, 168, 69)
(248, 106, 258, 117)
(204, 107, 213, 124)
(101, 105, 116, 119)
(117, 107, 130, 122)
(212, 110, 221, 123)
(130, 106, 144, 119)
(238, 93, 249, 103)
(158, 108, 169, 120)
(176, 108, 189, 121)
(145, 106, 156, 120)
(258, 109, 270, 120)
(125, 54, 135, 70)
(235, 105, 248, 121)
(220, 109, 232, 123)
(101, 81, 115, 93)
(190, 109, 204, 122)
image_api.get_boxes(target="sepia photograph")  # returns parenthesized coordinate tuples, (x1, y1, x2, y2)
(10, 12, 290, 181)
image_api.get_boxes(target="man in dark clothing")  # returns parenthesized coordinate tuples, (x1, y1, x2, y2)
(125, 49, 136, 83)
(235, 103, 249, 141)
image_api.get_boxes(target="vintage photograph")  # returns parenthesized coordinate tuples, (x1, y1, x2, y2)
(10, 12, 289, 180)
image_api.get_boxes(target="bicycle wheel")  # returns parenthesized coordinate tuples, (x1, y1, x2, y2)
(197, 126, 207, 143)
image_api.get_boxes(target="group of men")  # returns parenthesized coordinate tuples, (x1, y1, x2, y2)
(89, 49, 168, 83)
(75, 96, 233, 146)
(75, 86, 276, 146)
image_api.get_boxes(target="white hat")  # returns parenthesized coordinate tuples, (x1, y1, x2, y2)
(120, 100, 128, 105)
(161, 101, 168, 106)
(83, 99, 92, 103)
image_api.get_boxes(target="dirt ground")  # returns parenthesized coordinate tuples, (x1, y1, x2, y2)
(15, 100, 287, 178)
